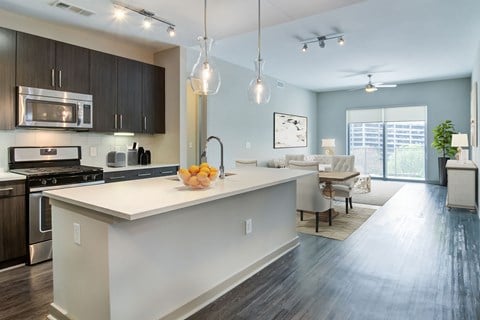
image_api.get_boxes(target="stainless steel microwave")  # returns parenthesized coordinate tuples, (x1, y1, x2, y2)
(17, 86, 93, 129)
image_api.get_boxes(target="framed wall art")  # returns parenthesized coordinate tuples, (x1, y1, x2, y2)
(471, 81, 478, 147)
(273, 112, 307, 148)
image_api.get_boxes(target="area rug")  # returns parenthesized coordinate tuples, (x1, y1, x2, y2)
(296, 205, 377, 240)
(352, 180, 406, 206)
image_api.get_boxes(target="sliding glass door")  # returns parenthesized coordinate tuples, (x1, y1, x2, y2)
(347, 107, 426, 181)
(385, 121, 425, 180)
(349, 122, 384, 177)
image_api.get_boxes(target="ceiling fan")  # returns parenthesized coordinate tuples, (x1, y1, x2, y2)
(363, 74, 397, 92)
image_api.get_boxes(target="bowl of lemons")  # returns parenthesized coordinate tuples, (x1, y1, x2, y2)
(177, 162, 219, 189)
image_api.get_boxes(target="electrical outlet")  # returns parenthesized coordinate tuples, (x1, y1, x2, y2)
(245, 142, 251, 149)
(89, 146, 97, 157)
(245, 219, 252, 235)
(73, 223, 81, 245)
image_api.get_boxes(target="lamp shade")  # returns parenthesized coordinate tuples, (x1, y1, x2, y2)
(451, 133, 469, 147)
(321, 139, 336, 147)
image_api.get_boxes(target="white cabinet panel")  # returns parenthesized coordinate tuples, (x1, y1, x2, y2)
(446, 160, 477, 210)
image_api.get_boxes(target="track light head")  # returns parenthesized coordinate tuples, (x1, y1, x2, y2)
(167, 25, 176, 37)
(302, 43, 308, 52)
(338, 36, 345, 46)
(142, 17, 152, 29)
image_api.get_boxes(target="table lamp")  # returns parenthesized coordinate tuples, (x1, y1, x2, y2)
(451, 133, 469, 162)
(322, 139, 335, 155)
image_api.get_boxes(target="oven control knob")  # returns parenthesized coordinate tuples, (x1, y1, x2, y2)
(41, 179, 47, 185)
(51, 178, 57, 184)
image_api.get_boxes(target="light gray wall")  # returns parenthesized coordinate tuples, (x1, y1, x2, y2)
(317, 78, 471, 183)
(185, 53, 318, 170)
(471, 42, 480, 211)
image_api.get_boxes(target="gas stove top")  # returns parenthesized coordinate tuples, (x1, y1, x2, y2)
(8, 146, 104, 189)
(10, 165, 103, 177)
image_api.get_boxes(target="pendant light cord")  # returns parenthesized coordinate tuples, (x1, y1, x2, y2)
(204, 0, 208, 40)
(257, 0, 261, 62)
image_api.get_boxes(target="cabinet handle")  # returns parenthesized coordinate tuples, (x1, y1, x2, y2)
(119, 114, 123, 129)
(0, 187, 14, 192)
(109, 176, 126, 180)
(144, 116, 147, 131)
(58, 70, 62, 88)
(51, 69, 55, 87)
(161, 170, 174, 175)
(114, 114, 118, 129)
(137, 173, 152, 177)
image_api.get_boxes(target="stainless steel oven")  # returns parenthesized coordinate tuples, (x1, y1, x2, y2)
(9, 146, 104, 265)
(17, 86, 93, 129)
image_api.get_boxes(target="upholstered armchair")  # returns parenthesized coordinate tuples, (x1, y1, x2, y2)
(288, 160, 331, 231)
(330, 155, 357, 213)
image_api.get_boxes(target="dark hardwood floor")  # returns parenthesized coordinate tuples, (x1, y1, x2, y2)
(0, 260, 52, 320)
(1, 183, 479, 320)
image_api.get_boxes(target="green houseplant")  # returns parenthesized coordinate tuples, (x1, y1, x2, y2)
(431, 120, 457, 186)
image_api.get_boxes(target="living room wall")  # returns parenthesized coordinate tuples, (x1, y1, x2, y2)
(185, 50, 318, 169)
(317, 77, 471, 183)
(471, 42, 480, 209)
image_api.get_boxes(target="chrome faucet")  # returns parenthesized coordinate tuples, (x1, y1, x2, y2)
(201, 136, 225, 179)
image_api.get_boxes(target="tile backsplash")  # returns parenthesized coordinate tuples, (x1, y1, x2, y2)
(0, 129, 177, 171)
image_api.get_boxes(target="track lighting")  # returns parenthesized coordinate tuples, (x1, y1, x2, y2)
(300, 33, 345, 51)
(167, 25, 176, 37)
(112, 0, 176, 37)
(318, 37, 326, 48)
(142, 17, 152, 29)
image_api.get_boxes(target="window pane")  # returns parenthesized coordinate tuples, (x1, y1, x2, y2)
(385, 121, 425, 180)
(349, 122, 384, 177)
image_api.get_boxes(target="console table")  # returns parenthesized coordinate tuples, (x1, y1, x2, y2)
(446, 160, 477, 211)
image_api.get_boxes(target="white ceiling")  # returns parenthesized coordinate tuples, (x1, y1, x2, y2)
(0, 0, 479, 92)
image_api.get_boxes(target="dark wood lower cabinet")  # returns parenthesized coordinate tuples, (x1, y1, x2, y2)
(0, 181, 26, 269)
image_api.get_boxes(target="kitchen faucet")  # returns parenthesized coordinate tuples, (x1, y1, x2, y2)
(200, 136, 225, 179)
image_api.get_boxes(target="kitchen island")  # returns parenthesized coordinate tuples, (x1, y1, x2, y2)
(44, 167, 310, 320)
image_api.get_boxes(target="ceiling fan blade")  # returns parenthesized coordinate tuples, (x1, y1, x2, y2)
(376, 84, 397, 88)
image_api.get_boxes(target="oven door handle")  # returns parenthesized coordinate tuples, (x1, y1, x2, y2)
(38, 196, 52, 234)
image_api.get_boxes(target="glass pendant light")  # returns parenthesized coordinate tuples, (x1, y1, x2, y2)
(248, 0, 271, 104)
(190, 0, 221, 95)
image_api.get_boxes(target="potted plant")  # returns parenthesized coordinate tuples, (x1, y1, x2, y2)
(431, 120, 457, 186)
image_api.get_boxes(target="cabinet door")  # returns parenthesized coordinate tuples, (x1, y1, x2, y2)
(0, 27, 16, 130)
(117, 57, 142, 132)
(0, 196, 26, 264)
(55, 41, 90, 93)
(142, 64, 165, 134)
(16, 32, 55, 89)
(90, 50, 117, 132)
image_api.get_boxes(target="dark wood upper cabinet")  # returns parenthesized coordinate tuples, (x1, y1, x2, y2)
(16, 32, 90, 93)
(55, 42, 90, 93)
(0, 27, 16, 130)
(117, 57, 142, 132)
(142, 64, 165, 134)
(16, 32, 55, 90)
(90, 50, 117, 132)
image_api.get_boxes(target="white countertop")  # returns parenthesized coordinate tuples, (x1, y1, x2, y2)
(0, 172, 26, 181)
(102, 163, 179, 173)
(44, 167, 310, 221)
